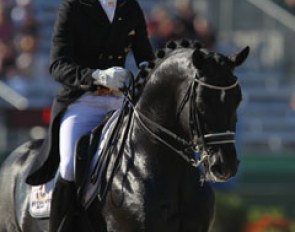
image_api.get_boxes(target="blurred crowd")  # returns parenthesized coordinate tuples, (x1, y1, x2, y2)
(0, 0, 38, 99)
(147, 0, 216, 50)
(0, 0, 38, 95)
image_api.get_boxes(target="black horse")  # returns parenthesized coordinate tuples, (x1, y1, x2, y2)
(0, 41, 249, 232)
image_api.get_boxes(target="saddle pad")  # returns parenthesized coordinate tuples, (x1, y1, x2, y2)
(81, 109, 121, 208)
(29, 178, 54, 219)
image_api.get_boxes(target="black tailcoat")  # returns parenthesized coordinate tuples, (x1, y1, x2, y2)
(26, 0, 154, 185)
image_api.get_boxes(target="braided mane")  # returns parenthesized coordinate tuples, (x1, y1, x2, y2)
(132, 40, 204, 101)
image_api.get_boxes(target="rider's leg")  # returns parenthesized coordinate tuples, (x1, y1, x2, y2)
(59, 94, 123, 181)
(49, 94, 123, 232)
(49, 176, 76, 232)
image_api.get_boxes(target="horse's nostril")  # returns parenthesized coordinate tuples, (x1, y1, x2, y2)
(210, 164, 226, 177)
(208, 154, 238, 180)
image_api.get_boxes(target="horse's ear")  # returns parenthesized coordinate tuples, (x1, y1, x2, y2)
(228, 46, 250, 67)
(192, 49, 205, 69)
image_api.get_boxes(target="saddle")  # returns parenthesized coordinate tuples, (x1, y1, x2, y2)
(29, 105, 130, 218)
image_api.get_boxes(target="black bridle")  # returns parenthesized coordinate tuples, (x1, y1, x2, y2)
(133, 72, 238, 168)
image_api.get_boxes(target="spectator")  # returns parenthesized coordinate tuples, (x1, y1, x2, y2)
(193, 17, 216, 49)
(0, 41, 15, 78)
(147, 1, 216, 50)
(273, 0, 295, 14)
(173, 0, 196, 39)
(284, 0, 295, 14)
(149, 6, 176, 49)
(0, 5, 13, 42)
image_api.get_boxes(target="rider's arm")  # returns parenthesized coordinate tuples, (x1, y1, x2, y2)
(49, 0, 95, 90)
(131, 1, 155, 67)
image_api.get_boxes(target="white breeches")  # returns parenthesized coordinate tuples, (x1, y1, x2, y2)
(59, 93, 123, 181)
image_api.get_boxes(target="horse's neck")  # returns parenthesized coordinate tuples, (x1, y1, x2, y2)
(136, 81, 179, 129)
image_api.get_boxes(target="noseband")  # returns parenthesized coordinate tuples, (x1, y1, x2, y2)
(133, 72, 239, 168)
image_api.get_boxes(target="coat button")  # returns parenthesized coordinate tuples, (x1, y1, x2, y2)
(118, 56, 123, 59)
(108, 55, 113, 59)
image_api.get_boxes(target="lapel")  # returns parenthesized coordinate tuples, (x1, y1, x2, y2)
(79, 0, 129, 25)
(113, 0, 128, 22)
(79, 0, 110, 25)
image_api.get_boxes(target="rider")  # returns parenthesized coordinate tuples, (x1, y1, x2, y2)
(25, 0, 154, 231)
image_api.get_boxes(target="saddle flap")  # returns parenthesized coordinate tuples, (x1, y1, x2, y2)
(74, 110, 115, 190)
(74, 133, 92, 188)
(79, 109, 123, 208)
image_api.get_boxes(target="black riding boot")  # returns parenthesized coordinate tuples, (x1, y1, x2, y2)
(49, 177, 77, 232)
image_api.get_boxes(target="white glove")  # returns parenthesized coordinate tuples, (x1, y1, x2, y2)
(92, 67, 131, 91)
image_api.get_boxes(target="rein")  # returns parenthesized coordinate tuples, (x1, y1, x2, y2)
(133, 109, 204, 168)
(131, 72, 238, 169)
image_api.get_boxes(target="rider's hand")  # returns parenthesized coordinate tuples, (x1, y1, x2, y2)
(91, 67, 131, 91)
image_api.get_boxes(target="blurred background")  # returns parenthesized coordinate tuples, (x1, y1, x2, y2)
(0, 0, 294, 231)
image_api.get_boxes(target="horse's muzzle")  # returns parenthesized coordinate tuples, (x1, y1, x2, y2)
(206, 148, 240, 182)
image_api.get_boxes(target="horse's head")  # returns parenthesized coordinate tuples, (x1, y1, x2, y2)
(135, 40, 249, 183)
(190, 45, 250, 182)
